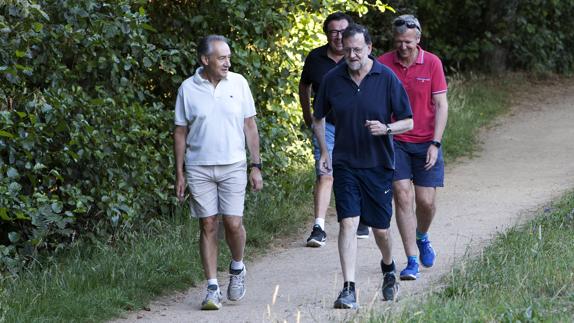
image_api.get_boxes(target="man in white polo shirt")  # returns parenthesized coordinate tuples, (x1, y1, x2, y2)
(173, 35, 263, 311)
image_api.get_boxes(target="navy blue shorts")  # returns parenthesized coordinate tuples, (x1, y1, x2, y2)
(333, 166, 394, 229)
(393, 141, 444, 187)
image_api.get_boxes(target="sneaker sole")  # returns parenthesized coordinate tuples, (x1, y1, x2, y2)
(399, 274, 418, 281)
(334, 301, 358, 309)
(306, 239, 326, 247)
(356, 235, 369, 239)
(228, 289, 246, 302)
(201, 301, 222, 310)
(420, 256, 435, 268)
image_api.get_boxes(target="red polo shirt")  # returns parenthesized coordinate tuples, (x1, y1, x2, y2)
(378, 47, 447, 143)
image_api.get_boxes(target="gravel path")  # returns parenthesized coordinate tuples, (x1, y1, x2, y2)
(112, 79, 574, 322)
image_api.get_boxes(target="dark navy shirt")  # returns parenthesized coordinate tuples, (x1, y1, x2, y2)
(313, 58, 412, 169)
(300, 44, 343, 125)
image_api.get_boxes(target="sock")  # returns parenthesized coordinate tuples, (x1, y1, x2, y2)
(407, 255, 418, 264)
(314, 218, 325, 230)
(416, 230, 429, 241)
(381, 259, 396, 273)
(207, 279, 218, 288)
(230, 259, 244, 271)
(343, 281, 355, 291)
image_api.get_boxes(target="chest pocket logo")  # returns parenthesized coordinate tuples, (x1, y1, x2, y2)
(415, 77, 431, 83)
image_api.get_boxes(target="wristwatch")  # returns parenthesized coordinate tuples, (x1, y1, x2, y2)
(385, 124, 392, 135)
(250, 162, 262, 170)
(431, 140, 442, 148)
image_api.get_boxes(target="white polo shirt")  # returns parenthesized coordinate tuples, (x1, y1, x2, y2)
(174, 67, 256, 165)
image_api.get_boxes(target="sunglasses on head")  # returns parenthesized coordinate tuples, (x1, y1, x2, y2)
(394, 19, 420, 31)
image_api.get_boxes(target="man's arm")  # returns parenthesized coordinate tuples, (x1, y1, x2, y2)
(298, 81, 313, 128)
(312, 116, 331, 175)
(244, 116, 263, 191)
(423, 92, 448, 170)
(365, 118, 413, 136)
(432, 92, 448, 143)
(174, 126, 188, 202)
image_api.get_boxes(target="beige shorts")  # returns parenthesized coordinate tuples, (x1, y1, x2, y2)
(185, 160, 247, 218)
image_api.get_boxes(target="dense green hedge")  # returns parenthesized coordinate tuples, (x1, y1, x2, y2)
(363, 0, 574, 74)
(0, 0, 393, 273)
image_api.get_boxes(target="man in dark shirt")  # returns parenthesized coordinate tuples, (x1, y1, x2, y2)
(299, 12, 370, 247)
(313, 24, 413, 308)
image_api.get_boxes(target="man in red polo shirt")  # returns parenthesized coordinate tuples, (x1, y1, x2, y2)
(378, 14, 448, 281)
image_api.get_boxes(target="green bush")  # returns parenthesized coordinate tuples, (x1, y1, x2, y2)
(0, 0, 393, 273)
(362, 0, 574, 74)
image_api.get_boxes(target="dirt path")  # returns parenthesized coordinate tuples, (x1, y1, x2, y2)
(113, 79, 574, 323)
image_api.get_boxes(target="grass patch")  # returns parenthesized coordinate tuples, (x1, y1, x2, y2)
(373, 190, 574, 322)
(442, 74, 516, 162)
(0, 168, 314, 323)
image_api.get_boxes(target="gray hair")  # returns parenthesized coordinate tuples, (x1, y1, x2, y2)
(197, 35, 228, 65)
(392, 14, 422, 37)
(342, 23, 372, 45)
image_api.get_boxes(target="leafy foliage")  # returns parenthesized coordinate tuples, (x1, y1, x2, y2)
(0, 0, 393, 273)
(363, 0, 574, 73)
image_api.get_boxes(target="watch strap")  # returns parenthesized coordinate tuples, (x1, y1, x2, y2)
(250, 162, 262, 170)
(431, 140, 442, 148)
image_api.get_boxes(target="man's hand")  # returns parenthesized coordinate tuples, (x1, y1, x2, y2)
(365, 120, 389, 136)
(249, 168, 263, 191)
(175, 173, 187, 203)
(318, 153, 332, 176)
(425, 145, 439, 171)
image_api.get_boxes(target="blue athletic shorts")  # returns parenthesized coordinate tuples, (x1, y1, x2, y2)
(312, 122, 335, 177)
(333, 165, 394, 229)
(393, 140, 444, 187)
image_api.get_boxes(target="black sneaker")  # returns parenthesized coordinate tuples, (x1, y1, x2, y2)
(306, 224, 326, 247)
(356, 223, 370, 239)
(382, 271, 399, 301)
(334, 287, 358, 309)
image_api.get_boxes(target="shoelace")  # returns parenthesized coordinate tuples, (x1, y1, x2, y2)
(229, 271, 244, 291)
(339, 287, 354, 299)
(421, 241, 433, 253)
(384, 273, 396, 285)
(206, 287, 221, 301)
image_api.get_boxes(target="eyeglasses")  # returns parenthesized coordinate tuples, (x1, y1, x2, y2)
(343, 46, 365, 55)
(327, 29, 345, 37)
(393, 19, 420, 31)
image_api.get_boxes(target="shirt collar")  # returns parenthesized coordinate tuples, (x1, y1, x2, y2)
(393, 45, 425, 66)
(193, 66, 228, 85)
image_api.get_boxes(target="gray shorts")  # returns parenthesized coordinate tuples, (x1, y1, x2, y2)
(185, 160, 248, 218)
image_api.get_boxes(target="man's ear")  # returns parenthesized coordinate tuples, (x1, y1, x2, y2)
(200, 55, 209, 66)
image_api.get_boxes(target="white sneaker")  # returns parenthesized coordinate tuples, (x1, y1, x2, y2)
(201, 285, 222, 310)
(227, 265, 246, 301)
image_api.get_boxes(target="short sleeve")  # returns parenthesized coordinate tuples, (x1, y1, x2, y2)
(431, 56, 447, 94)
(312, 75, 329, 120)
(174, 85, 187, 126)
(242, 77, 256, 118)
(300, 55, 312, 85)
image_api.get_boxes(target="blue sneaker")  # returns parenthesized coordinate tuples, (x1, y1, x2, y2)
(417, 237, 436, 268)
(399, 259, 419, 280)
